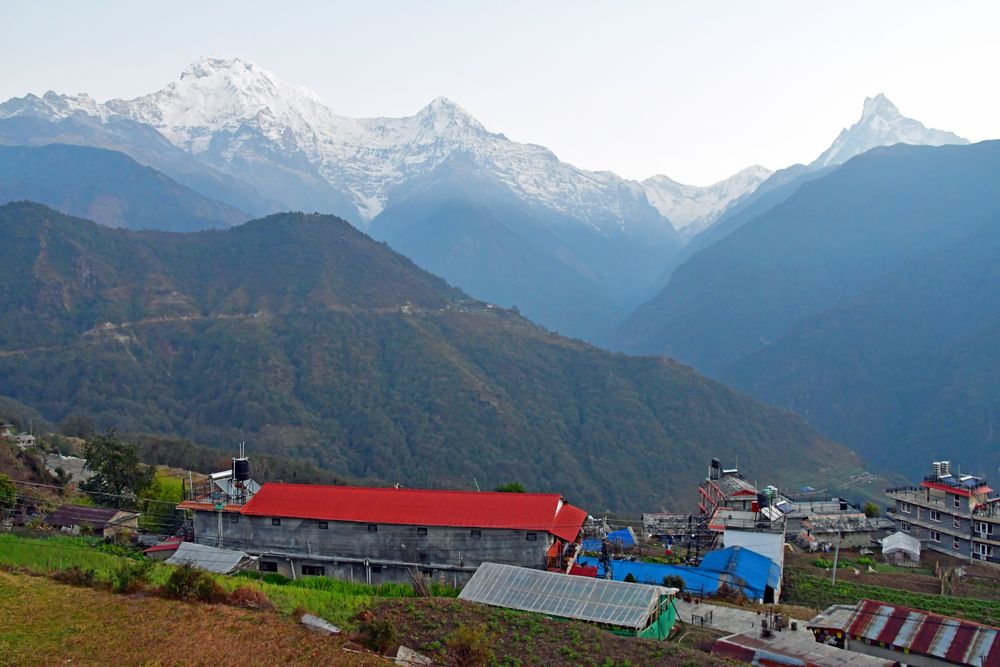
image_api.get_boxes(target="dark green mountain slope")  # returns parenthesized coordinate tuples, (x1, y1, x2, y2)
(615, 142, 1000, 376)
(0, 202, 855, 511)
(0, 144, 250, 231)
(725, 220, 1000, 478)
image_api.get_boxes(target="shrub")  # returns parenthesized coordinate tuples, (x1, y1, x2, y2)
(161, 564, 225, 602)
(623, 573, 637, 583)
(55, 565, 98, 588)
(663, 575, 685, 589)
(445, 624, 494, 667)
(228, 586, 273, 610)
(813, 558, 833, 569)
(857, 557, 874, 567)
(112, 558, 154, 594)
(262, 572, 291, 585)
(356, 616, 398, 654)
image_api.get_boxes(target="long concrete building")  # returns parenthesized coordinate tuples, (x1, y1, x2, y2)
(178, 482, 588, 586)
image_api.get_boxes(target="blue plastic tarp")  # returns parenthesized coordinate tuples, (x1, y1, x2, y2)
(576, 546, 780, 602)
(607, 527, 636, 548)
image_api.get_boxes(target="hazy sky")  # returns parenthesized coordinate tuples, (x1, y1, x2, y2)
(2, 1, 998, 184)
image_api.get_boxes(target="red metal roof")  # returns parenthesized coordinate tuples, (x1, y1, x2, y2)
(845, 599, 1000, 666)
(239, 483, 587, 542)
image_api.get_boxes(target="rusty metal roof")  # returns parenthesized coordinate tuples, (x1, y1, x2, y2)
(844, 599, 1000, 666)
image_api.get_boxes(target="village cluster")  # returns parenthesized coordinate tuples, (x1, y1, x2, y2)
(6, 423, 998, 667)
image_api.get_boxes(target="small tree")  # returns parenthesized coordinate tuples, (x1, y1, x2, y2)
(623, 572, 637, 583)
(60, 412, 95, 439)
(494, 482, 526, 493)
(0, 473, 16, 515)
(863, 501, 881, 518)
(80, 431, 154, 507)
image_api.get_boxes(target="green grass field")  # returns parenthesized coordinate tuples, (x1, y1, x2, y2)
(784, 568, 1000, 626)
(0, 532, 426, 626)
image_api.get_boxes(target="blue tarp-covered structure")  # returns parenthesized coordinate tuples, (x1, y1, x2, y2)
(581, 527, 637, 552)
(607, 527, 636, 548)
(576, 546, 780, 602)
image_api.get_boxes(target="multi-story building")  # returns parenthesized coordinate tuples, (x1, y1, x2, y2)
(886, 460, 1000, 565)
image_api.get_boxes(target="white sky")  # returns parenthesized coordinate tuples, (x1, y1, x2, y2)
(1, 0, 998, 185)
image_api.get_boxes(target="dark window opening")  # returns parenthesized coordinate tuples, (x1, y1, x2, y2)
(260, 561, 278, 573)
(368, 524, 378, 533)
(471, 529, 482, 540)
(271, 518, 281, 526)
(371, 565, 382, 573)
(318, 521, 328, 530)
(526, 532, 538, 541)
(302, 565, 325, 576)
(417, 527, 428, 536)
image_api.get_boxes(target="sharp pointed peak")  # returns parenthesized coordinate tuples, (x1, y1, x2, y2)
(861, 93, 901, 119)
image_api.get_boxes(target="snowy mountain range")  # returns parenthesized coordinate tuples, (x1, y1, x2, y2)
(810, 93, 968, 169)
(1, 57, 670, 238)
(642, 165, 773, 239)
(0, 58, 974, 344)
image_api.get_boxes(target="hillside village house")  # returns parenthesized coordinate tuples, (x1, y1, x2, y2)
(887, 461, 1000, 565)
(45, 505, 139, 539)
(178, 483, 588, 586)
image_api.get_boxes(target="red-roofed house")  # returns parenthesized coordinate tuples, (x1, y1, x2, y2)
(178, 482, 587, 586)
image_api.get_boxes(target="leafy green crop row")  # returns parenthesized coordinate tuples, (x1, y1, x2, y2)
(783, 569, 1000, 626)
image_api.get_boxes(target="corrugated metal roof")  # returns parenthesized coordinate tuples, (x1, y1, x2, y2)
(845, 599, 1000, 666)
(45, 505, 133, 529)
(239, 483, 587, 542)
(459, 562, 674, 630)
(164, 542, 252, 574)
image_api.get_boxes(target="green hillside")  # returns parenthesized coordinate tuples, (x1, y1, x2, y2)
(0, 202, 857, 511)
(0, 144, 250, 231)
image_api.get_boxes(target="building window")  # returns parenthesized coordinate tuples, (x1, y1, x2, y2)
(976, 544, 994, 557)
(317, 521, 328, 530)
(272, 518, 281, 527)
(899, 502, 911, 514)
(977, 522, 993, 535)
(260, 561, 278, 573)
(929, 510, 940, 522)
(470, 530, 481, 540)
(367, 524, 378, 533)
(302, 565, 325, 576)
(900, 522, 910, 532)
(953, 495, 961, 509)
(229, 514, 239, 523)
(371, 565, 382, 573)
(953, 539, 961, 550)
(954, 517, 961, 528)
(526, 532, 538, 541)
(930, 530, 941, 543)
(417, 527, 428, 536)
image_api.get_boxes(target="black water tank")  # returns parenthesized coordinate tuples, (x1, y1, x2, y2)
(757, 491, 770, 508)
(234, 458, 251, 481)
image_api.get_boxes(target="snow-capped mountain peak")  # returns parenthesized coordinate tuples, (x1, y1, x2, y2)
(860, 92, 901, 120)
(642, 164, 773, 237)
(810, 93, 968, 169)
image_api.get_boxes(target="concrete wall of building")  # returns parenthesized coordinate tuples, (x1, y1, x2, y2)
(192, 511, 553, 585)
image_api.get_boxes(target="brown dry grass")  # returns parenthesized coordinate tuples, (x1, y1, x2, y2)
(0, 570, 386, 666)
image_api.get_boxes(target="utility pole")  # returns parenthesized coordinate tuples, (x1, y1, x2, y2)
(831, 529, 842, 585)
